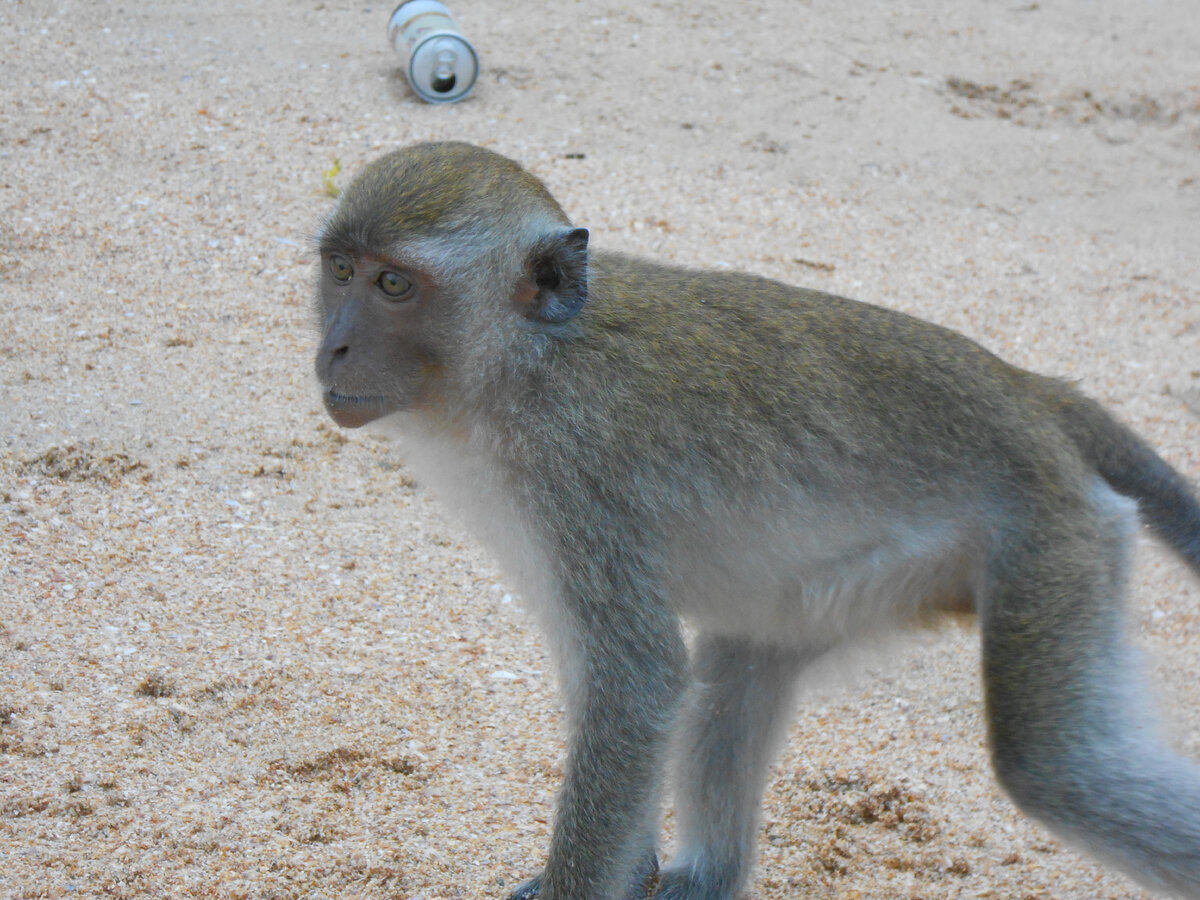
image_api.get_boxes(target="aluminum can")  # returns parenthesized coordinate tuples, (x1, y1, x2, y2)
(388, 0, 479, 104)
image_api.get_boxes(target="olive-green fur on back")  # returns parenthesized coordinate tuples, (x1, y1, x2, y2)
(536, 251, 1072, 507)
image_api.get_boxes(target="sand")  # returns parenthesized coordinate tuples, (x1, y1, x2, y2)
(2, 1, 1198, 897)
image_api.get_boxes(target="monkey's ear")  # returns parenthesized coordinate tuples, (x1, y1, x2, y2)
(519, 227, 589, 324)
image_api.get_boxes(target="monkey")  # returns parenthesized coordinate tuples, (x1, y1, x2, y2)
(312, 141, 1200, 900)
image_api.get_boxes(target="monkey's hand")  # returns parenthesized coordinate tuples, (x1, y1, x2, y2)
(506, 852, 660, 900)
(506, 874, 541, 900)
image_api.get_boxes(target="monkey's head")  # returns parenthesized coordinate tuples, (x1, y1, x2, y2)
(314, 142, 589, 428)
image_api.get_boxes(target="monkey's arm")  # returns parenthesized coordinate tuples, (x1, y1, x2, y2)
(524, 553, 687, 900)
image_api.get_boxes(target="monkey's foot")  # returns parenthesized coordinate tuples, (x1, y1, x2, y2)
(506, 852, 659, 900)
(652, 862, 741, 900)
(506, 875, 541, 900)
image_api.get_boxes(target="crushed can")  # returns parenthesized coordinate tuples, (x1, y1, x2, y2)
(387, 0, 479, 104)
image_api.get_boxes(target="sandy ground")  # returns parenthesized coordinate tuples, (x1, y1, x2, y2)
(2, 1, 1199, 898)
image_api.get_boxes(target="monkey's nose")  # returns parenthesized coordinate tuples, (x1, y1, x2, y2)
(316, 341, 350, 383)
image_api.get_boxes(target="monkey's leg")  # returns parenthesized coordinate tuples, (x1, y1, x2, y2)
(983, 488, 1200, 897)
(658, 635, 812, 900)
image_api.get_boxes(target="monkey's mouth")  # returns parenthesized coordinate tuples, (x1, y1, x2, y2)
(323, 390, 392, 429)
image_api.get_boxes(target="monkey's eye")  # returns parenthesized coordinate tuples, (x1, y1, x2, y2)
(376, 270, 414, 300)
(328, 254, 354, 283)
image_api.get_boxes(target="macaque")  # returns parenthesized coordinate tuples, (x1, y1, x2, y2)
(314, 142, 1200, 899)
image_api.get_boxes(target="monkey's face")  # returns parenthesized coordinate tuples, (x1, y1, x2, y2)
(312, 143, 590, 432)
(314, 249, 445, 428)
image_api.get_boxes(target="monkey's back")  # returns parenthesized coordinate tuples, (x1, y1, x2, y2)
(554, 252, 1079, 510)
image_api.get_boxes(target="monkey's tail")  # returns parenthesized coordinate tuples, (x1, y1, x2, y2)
(1052, 385, 1200, 573)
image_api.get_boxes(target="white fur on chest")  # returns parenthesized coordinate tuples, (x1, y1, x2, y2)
(386, 416, 557, 609)
(391, 413, 979, 653)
